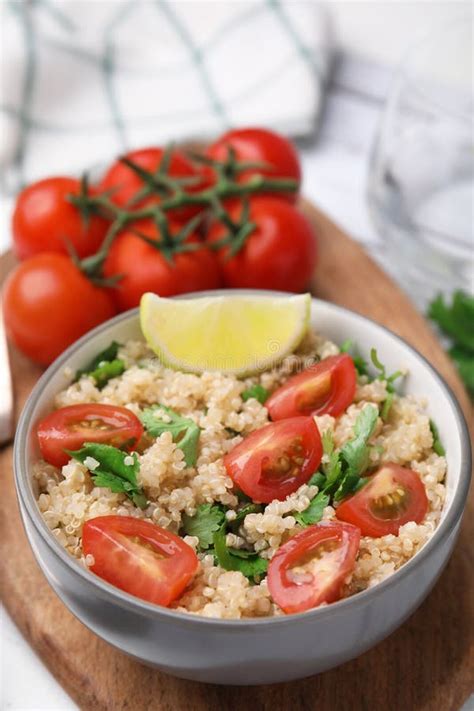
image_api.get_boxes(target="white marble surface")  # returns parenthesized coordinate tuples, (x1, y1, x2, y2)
(1, 2, 471, 709)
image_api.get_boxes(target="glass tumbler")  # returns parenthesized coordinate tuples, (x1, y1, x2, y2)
(368, 18, 473, 309)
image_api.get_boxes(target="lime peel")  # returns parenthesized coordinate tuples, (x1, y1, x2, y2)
(139, 292, 311, 376)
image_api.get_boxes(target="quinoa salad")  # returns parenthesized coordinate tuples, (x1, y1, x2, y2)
(33, 330, 447, 619)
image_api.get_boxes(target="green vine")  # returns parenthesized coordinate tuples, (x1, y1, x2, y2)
(67, 147, 299, 283)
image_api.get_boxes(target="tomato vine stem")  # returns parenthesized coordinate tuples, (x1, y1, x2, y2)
(68, 147, 299, 281)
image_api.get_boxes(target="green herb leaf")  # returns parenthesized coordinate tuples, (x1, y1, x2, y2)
(294, 491, 330, 526)
(75, 341, 125, 389)
(449, 346, 474, 397)
(231, 503, 263, 527)
(427, 291, 474, 397)
(370, 348, 404, 393)
(340, 405, 379, 479)
(340, 340, 368, 376)
(213, 525, 268, 581)
(381, 391, 394, 422)
(308, 471, 326, 488)
(429, 419, 446, 457)
(321, 430, 342, 488)
(428, 291, 474, 352)
(181, 504, 226, 550)
(140, 405, 200, 467)
(241, 384, 269, 404)
(88, 359, 125, 388)
(67, 442, 147, 509)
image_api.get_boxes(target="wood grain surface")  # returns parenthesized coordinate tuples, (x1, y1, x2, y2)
(1, 202, 472, 711)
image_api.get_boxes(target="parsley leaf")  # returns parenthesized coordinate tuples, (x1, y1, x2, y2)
(241, 384, 269, 404)
(308, 471, 326, 488)
(370, 348, 404, 393)
(181, 504, 226, 550)
(213, 525, 268, 581)
(449, 346, 474, 396)
(428, 291, 474, 352)
(75, 341, 125, 389)
(67, 442, 147, 509)
(429, 419, 446, 457)
(294, 491, 329, 526)
(140, 405, 200, 467)
(340, 405, 379, 477)
(428, 292, 474, 397)
(321, 430, 342, 488)
(231, 503, 263, 527)
(380, 391, 394, 422)
(340, 339, 368, 376)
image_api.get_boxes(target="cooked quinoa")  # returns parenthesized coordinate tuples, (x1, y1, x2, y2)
(34, 330, 447, 619)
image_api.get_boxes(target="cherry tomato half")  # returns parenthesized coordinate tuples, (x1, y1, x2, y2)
(335, 463, 428, 537)
(206, 128, 301, 202)
(266, 354, 357, 420)
(268, 521, 360, 614)
(82, 516, 199, 607)
(12, 177, 110, 260)
(206, 197, 318, 292)
(37, 404, 144, 467)
(224, 417, 322, 503)
(103, 219, 222, 311)
(98, 147, 206, 221)
(2, 252, 116, 365)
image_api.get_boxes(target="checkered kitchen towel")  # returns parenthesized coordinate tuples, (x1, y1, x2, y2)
(0, 0, 332, 200)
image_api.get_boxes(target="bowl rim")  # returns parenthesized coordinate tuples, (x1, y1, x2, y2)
(14, 292, 472, 629)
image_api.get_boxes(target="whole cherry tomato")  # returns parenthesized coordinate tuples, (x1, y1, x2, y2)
(206, 197, 317, 292)
(206, 128, 301, 202)
(12, 177, 109, 260)
(103, 219, 222, 311)
(98, 147, 207, 221)
(2, 253, 116, 365)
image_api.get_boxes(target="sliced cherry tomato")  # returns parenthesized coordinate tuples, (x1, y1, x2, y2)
(2, 252, 116, 365)
(206, 128, 301, 202)
(206, 197, 317, 292)
(82, 516, 198, 607)
(103, 218, 222, 311)
(268, 521, 360, 614)
(266, 354, 356, 420)
(12, 177, 110, 260)
(98, 147, 206, 221)
(336, 463, 429, 537)
(37, 404, 144, 467)
(224, 417, 322, 503)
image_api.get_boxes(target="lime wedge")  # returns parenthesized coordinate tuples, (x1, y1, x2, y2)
(139, 292, 311, 376)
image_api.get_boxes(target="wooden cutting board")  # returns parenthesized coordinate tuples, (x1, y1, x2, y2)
(1, 202, 472, 711)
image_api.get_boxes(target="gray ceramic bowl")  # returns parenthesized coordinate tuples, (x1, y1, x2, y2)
(14, 292, 471, 685)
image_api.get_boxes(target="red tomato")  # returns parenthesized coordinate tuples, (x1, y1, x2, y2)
(267, 355, 357, 420)
(12, 177, 110, 260)
(2, 252, 116, 365)
(37, 404, 144, 467)
(206, 128, 301, 202)
(224, 417, 322, 503)
(268, 521, 360, 614)
(206, 197, 317, 292)
(336, 463, 428, 537)
(82, 516, 199, 606)
(103, 219, 222, 311)
(99, 147, 206, 221)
